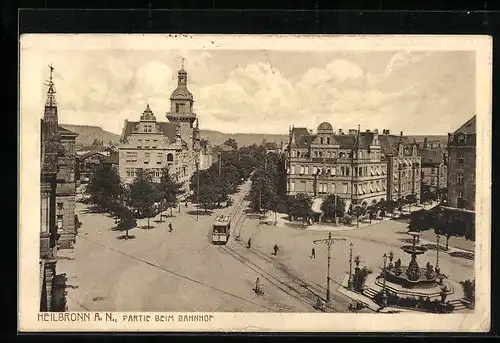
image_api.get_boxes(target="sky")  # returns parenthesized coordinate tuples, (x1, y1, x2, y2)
(20, 36, 477, 136)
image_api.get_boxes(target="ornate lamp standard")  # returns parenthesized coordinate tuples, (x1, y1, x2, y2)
(382, 253, 388, 307)
(348, 242, 354, 290)
(436, 233, 441, 275)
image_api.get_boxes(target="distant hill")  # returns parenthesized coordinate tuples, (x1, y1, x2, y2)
(200, 130, 288, 148)
(59, 124, 121, 149)
(59, 123, 447, 152)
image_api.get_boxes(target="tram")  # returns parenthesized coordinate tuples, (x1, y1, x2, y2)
(212, 215, 231, 244)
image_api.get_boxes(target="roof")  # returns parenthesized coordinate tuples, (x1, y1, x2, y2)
(454, 115, 476, 135)
(103, 153, 119, 165)
(290, 127, 377, 149)
(378, 134, 412, 155)
(213, 215, 231, 226)
(77, 151, 106, 160)
(58, 125, 78, 137)
(317, 122, 333, 132)
(419, 148, 445, 166)
(121, 120, 179, 143)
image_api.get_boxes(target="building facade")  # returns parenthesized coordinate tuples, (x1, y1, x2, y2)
(378, 132, 422, 202)
(40, 65, 74, 310)
(119, 64, 208, 193)
(419, 138, 448, 193)
(447, 116, 476, 210)
(286, 123, 388, 208)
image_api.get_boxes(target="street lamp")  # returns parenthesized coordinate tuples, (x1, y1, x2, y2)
(436, 234, 441, 275)
(382, 253, 388, 307)
(348, 242, 354, 290)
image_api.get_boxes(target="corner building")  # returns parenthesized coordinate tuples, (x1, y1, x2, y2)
(119, 65, 207, 192)
(286, 123, 388, 208)
(378, 132, 421, 201)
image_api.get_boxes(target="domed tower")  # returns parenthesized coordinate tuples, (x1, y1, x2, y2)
(166, 60, 197, 149)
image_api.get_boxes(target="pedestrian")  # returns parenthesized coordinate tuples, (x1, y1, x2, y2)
(247, 238, 252, 249)
(255, 277, 261, 293)
(310, 247, 316, 259)
(273, 244, 279, 256)
(185, 201, 188, 208)
(168, 222, 173, 232)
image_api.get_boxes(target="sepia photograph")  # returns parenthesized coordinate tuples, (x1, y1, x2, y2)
(19, 34, 491, 332)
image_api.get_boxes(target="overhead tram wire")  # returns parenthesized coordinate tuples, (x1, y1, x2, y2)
(55, 226, 276, 312)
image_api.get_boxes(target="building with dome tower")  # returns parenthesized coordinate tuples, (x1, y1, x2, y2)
(118, 61, 212, 192)
(285, 122, 422, 210)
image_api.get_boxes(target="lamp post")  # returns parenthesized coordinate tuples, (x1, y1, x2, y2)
(313, 232, 347, 302)
(348, 242, 354, 290)
(436, 233, 441, 275)
(382, 253, 388, 307)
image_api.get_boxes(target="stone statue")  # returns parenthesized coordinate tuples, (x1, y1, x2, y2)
(425, 263, 435, 280)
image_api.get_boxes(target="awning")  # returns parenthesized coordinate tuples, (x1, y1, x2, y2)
(370, 187, 374, 193)
(311, 197, 324, 214)
(358, 188, 363, 195)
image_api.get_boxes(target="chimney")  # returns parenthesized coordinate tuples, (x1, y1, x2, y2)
(309, 130, 313, 135)
(423, 137, 428, 148)
(338, 129, 343, 135)
(382, 129, 390, 135)
(365, 129, 371, 133)
(348, 129, 357, 136)
(400, 130, 404, 136)
(373, 129, 379, 134)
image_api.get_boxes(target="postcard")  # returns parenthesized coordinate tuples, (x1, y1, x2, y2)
(19, 34, 491, 332)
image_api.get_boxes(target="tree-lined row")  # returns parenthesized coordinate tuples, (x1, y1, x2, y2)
(189, 142, 272, 212)
(85, 165, 183, 237)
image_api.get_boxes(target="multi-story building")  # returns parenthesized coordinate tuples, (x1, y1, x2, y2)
(378, 131, 421, 202)
(55, 120, 78, 249)
(119, 64, 208, 193)
(40, 65, 74, 310)
(447, 116, 476, 210)
(198, 139, 213, 170)
(286, 123, 388, 208)
(419, 138, 448, 193)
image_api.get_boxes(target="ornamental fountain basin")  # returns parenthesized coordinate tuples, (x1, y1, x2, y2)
(400, 245, 428, 255)
(384, 267, 438, 289)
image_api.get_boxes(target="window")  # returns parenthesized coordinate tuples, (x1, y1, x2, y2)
(143, 125, 152, 133)
(176, 103, 185, 113)
(458, 154, 465, 165)
(57, 202, 63, 210)
(343, 183, 348, 194)
(300, 166, 304, 175)
(290, 182, 295, 192)
(125, 152, 137, 163)
(458, 190, 464, 198)
(332, 152, 336, 158)
(345, 167, 350, 176)
(458, 134, 466, 144)
(304, 166, 309, 175)
(144, 152, 150, 165)
(291, 166, 295, 174)
(331, 183, 336, 193)
(327, 137, 331, 144)
(319, 151, 323, 157)
(144, 140, 150, 148)
(57, 215, 63, 229)
(291, 150, 296, 157)
(167, 153, 174, 162)
(457, 173, 464, 185)
(157, 152, 163, 165)
(320, 137, 324, 144)
(340, 167, 345, 176)
(137, 139, 142, 148)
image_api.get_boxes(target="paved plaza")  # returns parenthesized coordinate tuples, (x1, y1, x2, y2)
(58, 183, 475, 313)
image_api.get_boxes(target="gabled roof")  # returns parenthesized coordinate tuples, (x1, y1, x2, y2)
(454, 115, 476, 135)
(121, 120, 179, 143)
(78, 151, 106, 160)
(378, 134, 412, 155)
(420, 148, 445, 166)
(290, 127, 311, 148)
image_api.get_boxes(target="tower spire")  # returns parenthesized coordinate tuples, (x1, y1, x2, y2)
(45, 64, 57, 107)
(181, 57, 185, 69)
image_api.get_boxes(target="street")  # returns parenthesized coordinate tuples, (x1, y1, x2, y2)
(59, 180, 474, 313)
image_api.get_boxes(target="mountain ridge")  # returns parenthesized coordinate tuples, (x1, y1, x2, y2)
(60, 124, 448, 150)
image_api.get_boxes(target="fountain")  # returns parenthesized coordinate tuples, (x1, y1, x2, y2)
(360, 231, 463, 311)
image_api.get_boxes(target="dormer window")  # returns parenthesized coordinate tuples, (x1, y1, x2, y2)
(458, 134, 466, 144)
(327, 137, 331, 144)
(320, 137, 324, 144)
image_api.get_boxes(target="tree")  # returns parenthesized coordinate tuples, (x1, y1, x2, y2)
(320, 194, 346, 222)
(223, 138, 238, 150)
(115, 204, 137, 239)
(266, 190, 281, 224)
(157, 168, 184, 217)
(351, 206, 366, 227)
(127, 169, 159, 228)
(406, 194, 418, 209)
(85, 164, 124, 213)
(287, 193, 312, 227)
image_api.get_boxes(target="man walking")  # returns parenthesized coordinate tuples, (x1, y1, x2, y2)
(168, 222, 173, 232)
(310, 247, 316, 259)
